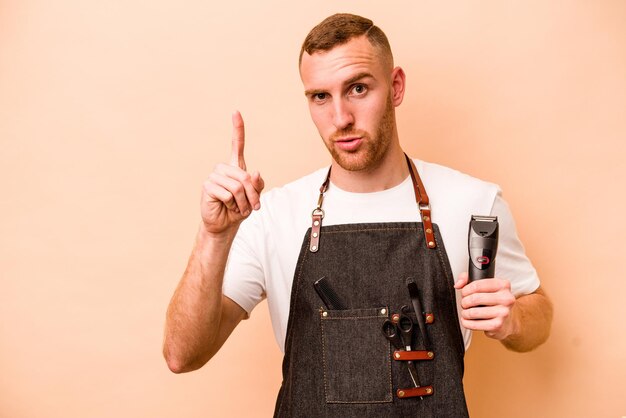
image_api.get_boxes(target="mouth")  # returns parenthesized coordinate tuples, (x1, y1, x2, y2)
(334, 136, 363, 151)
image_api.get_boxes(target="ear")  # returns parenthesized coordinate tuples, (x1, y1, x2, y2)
(390, 66, 406, 107)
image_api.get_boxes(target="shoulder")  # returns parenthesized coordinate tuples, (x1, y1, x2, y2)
(413, 160, 503, 259)
(415, 159, 500, 215)
(416, 159, 500, 195)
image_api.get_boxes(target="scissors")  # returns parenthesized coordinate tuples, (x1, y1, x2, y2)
(381, 312, 422, 390)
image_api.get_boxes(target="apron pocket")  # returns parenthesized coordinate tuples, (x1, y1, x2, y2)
(319, 307, 392, 404)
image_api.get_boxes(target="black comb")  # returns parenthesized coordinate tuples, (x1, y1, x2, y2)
(314, 276, 347, 310)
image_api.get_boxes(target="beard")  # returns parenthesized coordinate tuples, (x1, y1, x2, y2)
(324, 96, 395, 172)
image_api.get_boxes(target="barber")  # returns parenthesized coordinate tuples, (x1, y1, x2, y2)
(164, 13, 553, 417)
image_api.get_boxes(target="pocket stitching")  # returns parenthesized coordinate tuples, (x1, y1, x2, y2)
(319, 308, 393, 404)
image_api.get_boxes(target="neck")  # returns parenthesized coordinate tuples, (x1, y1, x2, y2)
(329, 144, 409, 193)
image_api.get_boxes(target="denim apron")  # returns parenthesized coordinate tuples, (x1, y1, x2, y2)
(274, 156, 469, 417)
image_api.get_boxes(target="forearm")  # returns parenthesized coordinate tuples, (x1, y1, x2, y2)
(500, 287, 553, 352)
(163, 225, 237, 372)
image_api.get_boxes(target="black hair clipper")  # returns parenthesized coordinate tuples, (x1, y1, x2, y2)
(468, 215, 499, 282)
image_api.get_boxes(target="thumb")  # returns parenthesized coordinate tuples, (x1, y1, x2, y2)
(251, 170, 265, 193)
(454, 272, 469, 289)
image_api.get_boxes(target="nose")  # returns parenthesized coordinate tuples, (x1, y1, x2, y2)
(332, 99, 354, 131)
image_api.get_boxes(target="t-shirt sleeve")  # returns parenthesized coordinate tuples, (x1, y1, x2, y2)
(222, 212, 267, 318)
(490, 191, 541, 296)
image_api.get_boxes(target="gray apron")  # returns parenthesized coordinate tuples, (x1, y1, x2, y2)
(274, 156, 469, 417)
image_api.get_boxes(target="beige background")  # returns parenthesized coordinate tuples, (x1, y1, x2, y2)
(1, 1, 625, 417)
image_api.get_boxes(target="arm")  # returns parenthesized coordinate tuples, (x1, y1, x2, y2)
(163, 228, 246, 373)
(454, 273, 553, 352)
(498, 286, 553, 352)
(163, 112, 265, 373)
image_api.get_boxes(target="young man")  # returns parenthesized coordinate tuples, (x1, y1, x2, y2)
(164, 13, 552, 417)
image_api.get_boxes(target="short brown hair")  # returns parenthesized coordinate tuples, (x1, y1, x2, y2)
(299, 13, 393, 67)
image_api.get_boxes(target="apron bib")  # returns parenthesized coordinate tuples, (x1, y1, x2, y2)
(274, 157, 469, 417)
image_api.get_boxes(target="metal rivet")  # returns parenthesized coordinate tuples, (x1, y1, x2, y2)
(312, 232, 318, 238)
(426, 314, 433, 323)
(322, 311, 328, 317)
(391, 314, 400, 323)
(428, 352, 434, 358)
(313, 220, 319, 226)
(311, 245, 317, 251)
(426, 388, 432, 394)
(394, 352, 401, 359)
(428, 241, 435, 248)
(426, 228, 432, 234)
(423, 216, 430, 221)
(380, 308, 387, 315)
(398, 391, 405, 398)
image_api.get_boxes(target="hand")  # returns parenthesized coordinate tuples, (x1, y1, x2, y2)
(200, 111, 265, 235)
(454, 272, 519, 341)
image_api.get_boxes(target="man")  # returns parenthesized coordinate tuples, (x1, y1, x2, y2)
(164, 13, 552, 417)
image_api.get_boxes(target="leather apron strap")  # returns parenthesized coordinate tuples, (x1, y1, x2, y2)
(309, 154, 436, 252)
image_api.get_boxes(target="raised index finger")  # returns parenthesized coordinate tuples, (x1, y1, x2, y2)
(230, 110, 246, 170)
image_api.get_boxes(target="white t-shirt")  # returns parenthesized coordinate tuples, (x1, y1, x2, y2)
(223, 159, 540, 352)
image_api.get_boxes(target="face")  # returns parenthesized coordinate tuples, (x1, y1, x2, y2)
(300, 36, 404, 172)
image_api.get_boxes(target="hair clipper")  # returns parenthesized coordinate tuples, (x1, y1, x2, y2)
(468, 215, 499, 282)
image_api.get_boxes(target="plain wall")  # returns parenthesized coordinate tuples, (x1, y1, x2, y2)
(1, 1, 625, 417)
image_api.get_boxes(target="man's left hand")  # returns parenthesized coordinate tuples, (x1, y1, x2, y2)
(454, 272, 519, 341)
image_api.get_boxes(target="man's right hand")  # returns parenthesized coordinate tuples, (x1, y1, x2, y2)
(164, 111, 260, 373)
(201, 111, 265, 235)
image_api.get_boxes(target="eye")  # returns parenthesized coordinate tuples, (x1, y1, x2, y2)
(311, 92, 328, 103)
(350, 84, 367, 96)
